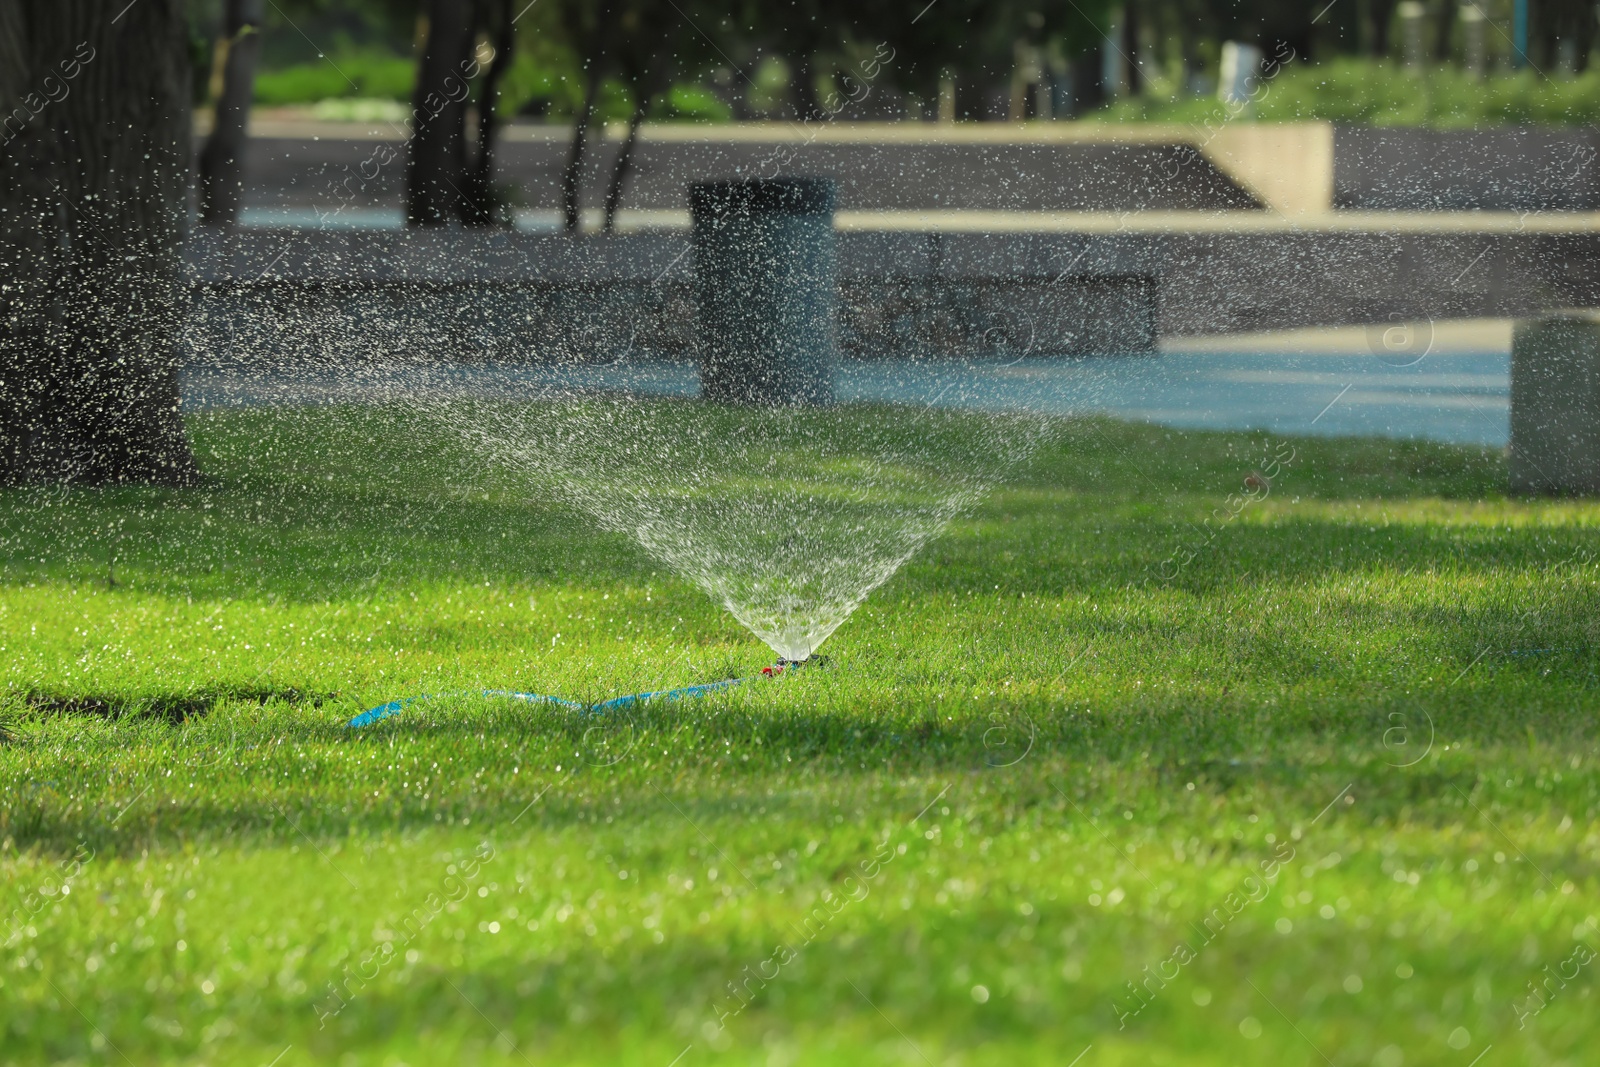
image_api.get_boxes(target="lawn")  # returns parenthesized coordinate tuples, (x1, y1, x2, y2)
(1, 403, 1597, 1066)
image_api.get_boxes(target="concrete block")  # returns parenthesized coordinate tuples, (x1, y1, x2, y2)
(1510, 312, 1600, 494)
(1204, 123, 1334, 217)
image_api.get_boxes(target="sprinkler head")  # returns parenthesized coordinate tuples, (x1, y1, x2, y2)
(761, 655, 830, 677)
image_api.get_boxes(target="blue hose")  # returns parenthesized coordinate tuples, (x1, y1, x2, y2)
(346, 675, 752, 729)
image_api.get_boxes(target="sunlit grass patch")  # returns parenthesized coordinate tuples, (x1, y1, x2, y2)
(1, 407, 1596, 1065)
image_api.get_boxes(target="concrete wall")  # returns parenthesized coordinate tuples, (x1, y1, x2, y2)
(1511, 313, 1600, 495)
(186, 276, 1159, 364)
(215, 121, 1600, 229)
(184, 228, 1163, 362)
(183, 225, 1600, 365)
(1334, 127, 1600, 211)
(1203, 124, 1335, 216)
(839, 275, 1156, 357)
(1155, 230, 1600, 334)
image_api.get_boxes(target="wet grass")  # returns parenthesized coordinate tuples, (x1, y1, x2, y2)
(1, 406, 1597, 1066)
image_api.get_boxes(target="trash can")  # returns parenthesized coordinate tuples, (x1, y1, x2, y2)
(689, 177, 836, 405)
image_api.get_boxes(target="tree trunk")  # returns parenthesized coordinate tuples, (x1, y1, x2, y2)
(1532, 0, 1556, 70)
(0, 0, 200, 486)
(462, 0, 514, 227)
(1531, 0, 1589, 71)
(562, 63, 603, 232)
(790, 53, 825, 121)
(1367, 0, 1399, 56)
(1070, 48, 1106, 112)
(1432, 0, 1456, 61)
(406, 0, 476, 226)
(559, 0, 617, 234)
(601, 92, 649, 233)
(1574, 3, 1596, 72)
(198, 0, 262, 225)
(1121, 2, 1143, 96)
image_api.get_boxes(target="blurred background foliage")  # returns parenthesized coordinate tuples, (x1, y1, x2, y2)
(184, 0, 1600, 127)
(1092, 57, 1600, 127)
(172, 0, 1600, 127)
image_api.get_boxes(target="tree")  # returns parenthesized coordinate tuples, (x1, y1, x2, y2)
(550, 0, 725, 233)
(553, 0, 617, 232)
(406, 0, 518, 227)
(601, 1, 719, 232)
(408, 0, 476, 224)
(844, 0, 1114, 115)
(1432, 0, 1457, 61)
(1367, 0, 1400, 56)
(762, 0, 839, 121)
(199, 0, 265, 225)
(460, 0, 516, 225)
(1121, 1, 1144, 97)
(0, 0, 200, 486)
(1531, 0, 1598, 72)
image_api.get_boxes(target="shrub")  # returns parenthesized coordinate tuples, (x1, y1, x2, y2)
(1092, 57, 1600, 127)
(254, 50, 416, 106)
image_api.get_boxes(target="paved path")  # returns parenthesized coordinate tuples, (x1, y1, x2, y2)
(231, 133, 1259, 220)
(183, 322, 1511, 448)
(235, 204, 1600, 235)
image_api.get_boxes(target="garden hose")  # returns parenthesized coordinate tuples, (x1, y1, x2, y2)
(345, 657, 822, 729)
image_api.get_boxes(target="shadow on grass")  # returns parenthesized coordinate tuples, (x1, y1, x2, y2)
(22, 687, 338, 724)
(2, 482, 1584, 610)
(5, 674, 1596, 859)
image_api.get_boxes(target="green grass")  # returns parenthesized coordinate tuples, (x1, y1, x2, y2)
(2, 404, 1598, 1066)
(1097, 57, 1600, 128)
